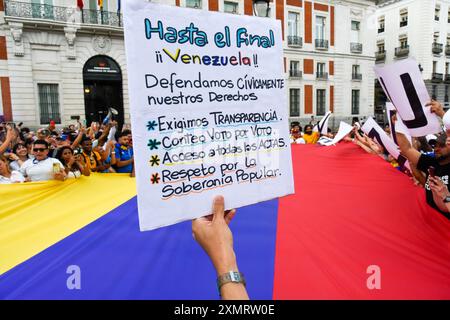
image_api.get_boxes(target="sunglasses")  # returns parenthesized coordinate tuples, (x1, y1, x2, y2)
(33, 148, 48, 152)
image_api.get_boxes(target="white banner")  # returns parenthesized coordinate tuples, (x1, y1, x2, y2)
(374, 59, 441, 137)
(124, 1, 294, 230)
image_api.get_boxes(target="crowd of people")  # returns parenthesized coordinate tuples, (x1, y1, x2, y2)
(0, 119, 135, 184)
(289, 100, 450, 220)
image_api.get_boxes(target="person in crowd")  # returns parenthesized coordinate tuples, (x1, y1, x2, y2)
(396, 100, 450, 218)
(19, 140, 66, 182)
(0, 124, 15, 155)
(48, 120, 58, 136)
(302, 125, 320, 144)
(80, 137, 110, 173)
(290, 122, 304, 144)
(192, 196, 248, 300)
(113, 131, 134, 173)
(8, 143, 32, 171)
(56, 146, 90, 178)
(0, 155, 25, 184)
(428, 176, 450, 213)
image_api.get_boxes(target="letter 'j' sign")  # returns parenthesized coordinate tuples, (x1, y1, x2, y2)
(124, 0, 294, 230)
(374, 58, 441, 137)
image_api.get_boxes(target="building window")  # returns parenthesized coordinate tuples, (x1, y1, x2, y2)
(288, 12, 301, 46)
(377, 42, 385, 53)
(38, 84, 61, 125)
(448, 8, 450, 23)
(446, 62, 449, 75)
(224, 1, 238, 14)
(400, 37, 408, 48)
(290, 60, 300, 77)
(351, 20, 360, 43)
(400, 9, 408, 27)
(290, 89, 300, 117)
(186, 0, 202, 9)
(352, 65, 361, 80)
(435, 5, 441, 21)
(351, 89, 360, 115)
(432, 85, 437, 99)
(315, 16, 326, 40)
(433, 61, 437, 73)
(378, 16, 385, 33)
(316, 89, 326, 116)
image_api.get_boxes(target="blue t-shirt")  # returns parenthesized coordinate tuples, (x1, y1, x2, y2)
(114, 144, 133, 173)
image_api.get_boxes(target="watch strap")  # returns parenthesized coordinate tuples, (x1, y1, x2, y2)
(217, 271, 246, 295)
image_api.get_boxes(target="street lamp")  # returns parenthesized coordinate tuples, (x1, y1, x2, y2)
(253, 0, 270, 17)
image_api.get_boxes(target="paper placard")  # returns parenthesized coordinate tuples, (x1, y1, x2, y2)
(124, 1, 294, 230)
(361, 117, 410, 170)
(374, 59, 441, 137)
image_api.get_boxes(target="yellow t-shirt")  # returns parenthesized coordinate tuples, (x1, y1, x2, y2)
(303, 132, 320, 144)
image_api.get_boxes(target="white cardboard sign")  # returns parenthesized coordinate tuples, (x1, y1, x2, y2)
(319, 121, 353, 146)
(124, 1, 294, 231)
(361, 117, 410, 170)
(374, 59, 441, 137)
(386, 102, 412, 145)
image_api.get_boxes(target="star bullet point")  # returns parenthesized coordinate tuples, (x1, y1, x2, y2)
(151, 173, 160, 184)
(149, 155, 160, 167)
(147, 120, 157, 131)
(148, 139, 161, 150)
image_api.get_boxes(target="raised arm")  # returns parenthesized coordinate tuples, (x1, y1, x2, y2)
(192, 196, 249, 300)
(395, 132, 421, 167)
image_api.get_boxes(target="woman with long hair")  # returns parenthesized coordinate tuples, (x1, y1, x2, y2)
(0, 155, 25, 184)
(55, 146, 90, 178)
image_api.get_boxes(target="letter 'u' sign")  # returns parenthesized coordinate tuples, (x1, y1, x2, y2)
(374, 59, 441, 137)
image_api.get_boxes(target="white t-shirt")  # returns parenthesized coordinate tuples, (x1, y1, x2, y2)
(9, 155, 33, 172)
(20, 157, 64, 182)
(0, 171, 26, 184)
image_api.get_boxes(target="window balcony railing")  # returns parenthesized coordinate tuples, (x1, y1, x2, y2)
(350, 42, 363, 53)
(432, 42, 444, 54)
(287, 35, 303, 47)
(395, 46, 409, 57)
(289, 70, 303, 78)
(375, 50, 386, 62)
(316, 72, 328, 80)
(378, 27, 384, 33)
(352, 73, 362, 81)
(445, 95, 449, 103)
(445, 74, 450, 83)
(400, 20, 408, 27)
(432, 73, 444, 82)
(4, 0, 123, 27)
(315, 39, 329, 50)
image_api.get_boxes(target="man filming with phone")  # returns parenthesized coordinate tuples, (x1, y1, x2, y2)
(19, 140, 66, 182)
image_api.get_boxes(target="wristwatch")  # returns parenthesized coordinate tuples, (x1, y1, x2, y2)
(217, 271, 246, 295)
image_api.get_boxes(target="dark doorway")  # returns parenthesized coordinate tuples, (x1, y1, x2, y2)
(83, 55, 124, 127)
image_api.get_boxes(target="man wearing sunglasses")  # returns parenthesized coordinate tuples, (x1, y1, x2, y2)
(19, 140, 66, 182)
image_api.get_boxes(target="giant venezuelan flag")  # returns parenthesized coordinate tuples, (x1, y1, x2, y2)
(1, 143, 450, 299)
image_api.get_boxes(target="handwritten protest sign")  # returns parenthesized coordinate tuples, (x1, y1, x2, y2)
(361, 117, 410, 170)
(374, 58, 441, 137)
(124, 1, 294, 231)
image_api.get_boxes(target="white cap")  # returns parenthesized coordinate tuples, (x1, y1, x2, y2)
(443, 109, 450, 130)
(426, 134, 437, 142)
